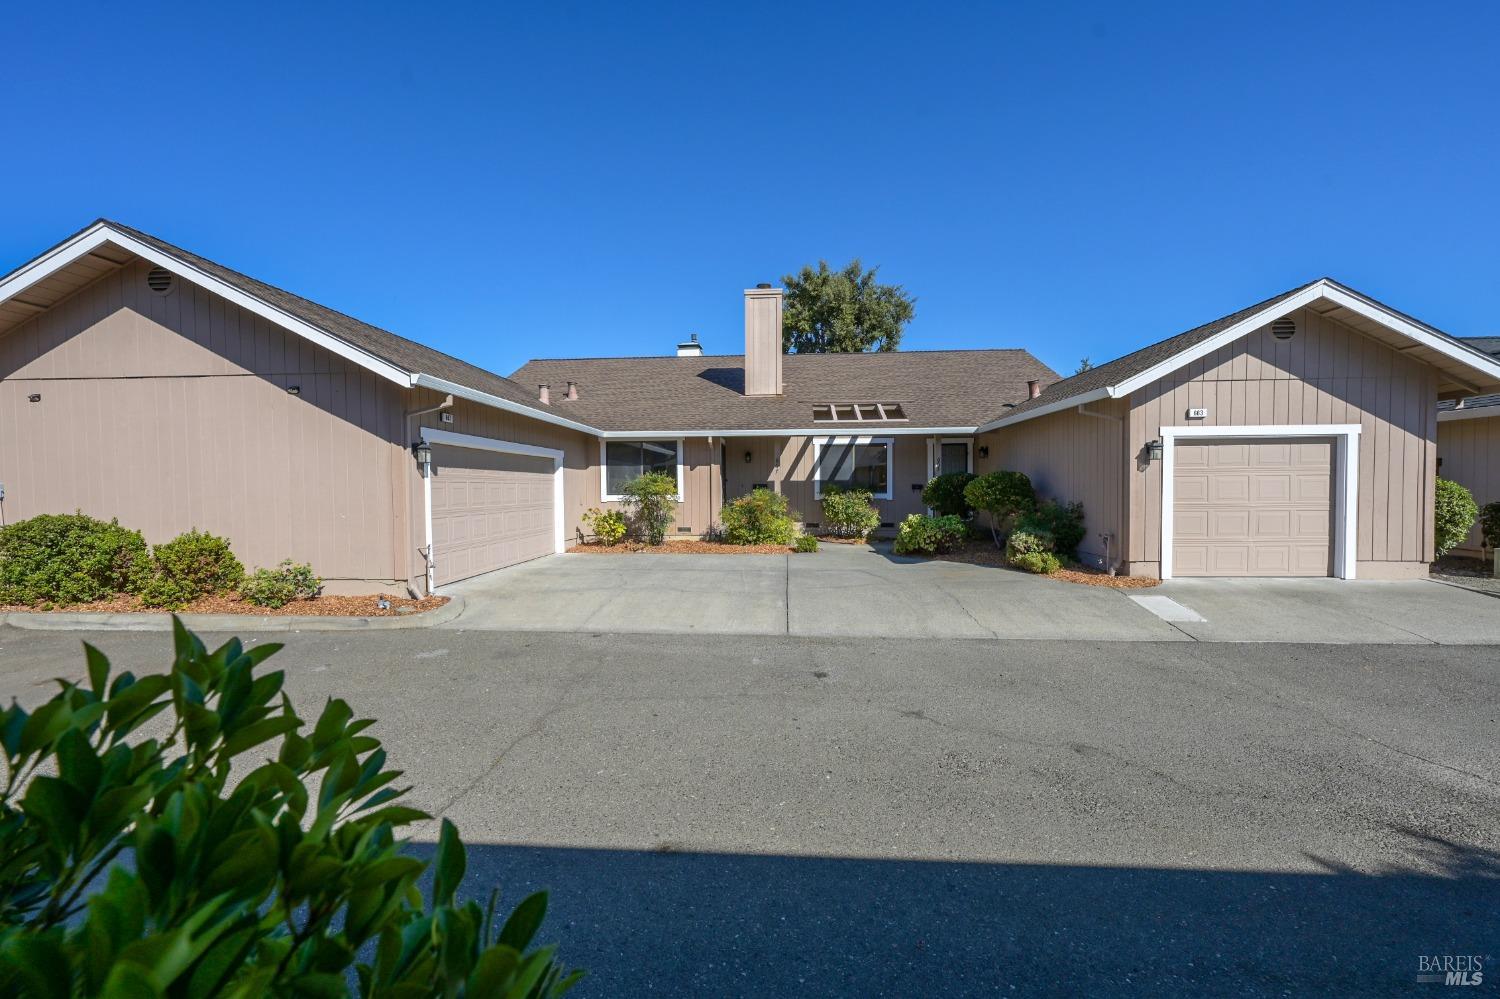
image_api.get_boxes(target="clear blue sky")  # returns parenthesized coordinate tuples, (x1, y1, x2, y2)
(3, 2, 1495, 379)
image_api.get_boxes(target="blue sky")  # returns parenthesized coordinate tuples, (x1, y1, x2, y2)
(2, 2, 1495, 379)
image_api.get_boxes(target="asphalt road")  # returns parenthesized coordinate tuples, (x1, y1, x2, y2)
(1, 626, 1495, 997)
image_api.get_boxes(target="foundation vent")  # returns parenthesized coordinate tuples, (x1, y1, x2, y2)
(146, 267, 174, 295)
(1271, 317, 1296, 340)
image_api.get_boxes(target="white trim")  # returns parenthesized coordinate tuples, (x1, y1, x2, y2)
(596, 425, 977, 438)
(599, 437, 685, 502)
(980, 279, 1500, 433)
(1158, 424, 1361, 581)
(419, 428, 569, 579)
(812, 436, 895, 501)
(0, 223, 414, 386)
(413, 374, 603, 435)
(422, 463, 434, 595)
(1437, 404, 1500, 422)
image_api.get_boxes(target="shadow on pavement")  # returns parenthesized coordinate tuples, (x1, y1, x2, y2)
(410, 827, 1498, 997)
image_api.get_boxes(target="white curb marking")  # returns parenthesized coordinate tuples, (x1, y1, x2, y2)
(1128, 594, 1207, 623)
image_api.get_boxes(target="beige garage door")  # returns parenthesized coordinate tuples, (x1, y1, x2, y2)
(430, 444, 555, 586)
(1172, 438, 1333, 577)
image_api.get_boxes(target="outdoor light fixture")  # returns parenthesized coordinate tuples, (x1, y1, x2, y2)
(744, 450, 753, 463)
(27, 393, 40, 403)
(1146, 439, 1164, 462)
(287, 385, 301, 396)
(977, 445, 989, 459)
(412, 441, 433, 473)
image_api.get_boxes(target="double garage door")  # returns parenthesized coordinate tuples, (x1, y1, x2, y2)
(429, 444, 556, 586)
(1172, 438, 1334, 577)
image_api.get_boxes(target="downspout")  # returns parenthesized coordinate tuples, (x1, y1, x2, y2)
(1076, 404, 1125, 574)
(404, 394, 454, 595)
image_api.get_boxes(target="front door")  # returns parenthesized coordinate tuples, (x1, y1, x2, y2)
(940, 441, 971, 475)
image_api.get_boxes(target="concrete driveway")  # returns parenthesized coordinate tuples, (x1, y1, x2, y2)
(443, 543, 1500, 644)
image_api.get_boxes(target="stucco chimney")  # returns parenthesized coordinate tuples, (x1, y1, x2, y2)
(565, 381, 578, 401)
(1027, 379, 1041, 399)
(538, 384, 550, 405)
(744, 284, 784, 396)
(676, 333, 704, 357)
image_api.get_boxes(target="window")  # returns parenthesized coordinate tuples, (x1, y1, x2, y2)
(939, 440, 971, 475)
(601, 439, 682, 501)
(814, 437, 893, 499)
(811, 403, 910, 423)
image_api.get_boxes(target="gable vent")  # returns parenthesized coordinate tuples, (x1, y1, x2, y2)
(146, 267, 174, 295)
(1271, 317, 1296, 340)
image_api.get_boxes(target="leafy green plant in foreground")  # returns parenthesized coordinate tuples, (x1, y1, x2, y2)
(0, 620, 578, 997)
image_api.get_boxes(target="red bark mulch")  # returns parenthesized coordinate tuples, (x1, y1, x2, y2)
(921, 541, 1160, 588)
(569, 540, 798, 555)
(0, 593, 450, 617)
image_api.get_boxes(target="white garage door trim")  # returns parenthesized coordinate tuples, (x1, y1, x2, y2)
(1160, 424, 1361, 581)
(419, 427, 566, 592)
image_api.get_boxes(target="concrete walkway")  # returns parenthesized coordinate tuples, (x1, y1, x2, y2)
(442, 544, 1500, 644)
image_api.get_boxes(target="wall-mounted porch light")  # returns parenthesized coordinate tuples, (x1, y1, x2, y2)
(1146, 439, 1164, 462)
(287, 385, 301, 396)
(743, 450, 753, 463)
(412, 440, 433, 475)
(977, 445, 989, 459)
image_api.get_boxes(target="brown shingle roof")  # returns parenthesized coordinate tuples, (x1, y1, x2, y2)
(511, 349, 1058, 431)
(99, 220, 545, 412)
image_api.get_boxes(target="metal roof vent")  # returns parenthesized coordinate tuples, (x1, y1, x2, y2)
(146, 267, 174, 295)
(1271, 317, 1296, 340)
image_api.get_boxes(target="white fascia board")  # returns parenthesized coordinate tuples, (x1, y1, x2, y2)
(1437, 405, 1500, 422)
(0, 223, 415, 387)
(413, 375, 602, 435)
(975, 388, 1111, 433)
(596, 426, 977, 439)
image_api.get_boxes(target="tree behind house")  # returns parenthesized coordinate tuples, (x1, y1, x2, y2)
(781, 260, 915, 353)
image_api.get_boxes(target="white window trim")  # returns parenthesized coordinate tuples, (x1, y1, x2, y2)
(937, 437, 974, 474)
(418, 427, 568, 593)
(599, 437, 685, 503)
(1159, 424, 1361, 581)
(813, 436, 895, 501)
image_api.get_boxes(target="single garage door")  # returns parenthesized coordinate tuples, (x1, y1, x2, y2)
(430, 444, 555, 586)
(1172, 438, 1333, 577)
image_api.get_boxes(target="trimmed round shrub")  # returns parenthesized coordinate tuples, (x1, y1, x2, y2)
(1434, 478, 1478, 558)
(820, 486, 882, 539)
(240, 560, 322, 608)
(721, 490, 798, 545)
(139, 529, 245, 608)
(964, 471, 1036, 545)
(1011, 550, 1062, 575)
(1005, 528, 1054, 561)
(1479, 501, 1500, 553)
(920, 472, 976, 518)
(621, 472, 678, 546)
(0, 512, 149, 605)
(792, 534, 819, 553)
(893, 514, 968, 555)
(1017, 500, 1085, 560)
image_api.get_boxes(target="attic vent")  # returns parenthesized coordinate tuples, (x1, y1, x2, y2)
(146, 268, 174, 295)
(1271, 317, 1296, 340)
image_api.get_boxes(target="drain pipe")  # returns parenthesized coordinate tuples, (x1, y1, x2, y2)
(403, 394, 454, 595)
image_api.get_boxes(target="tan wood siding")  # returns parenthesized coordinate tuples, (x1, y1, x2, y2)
(1125, 307, 1437, 577)
(1437, 415, 1500, 554)
(975, 401, 1127, 568)
(0, 260, 411, 591)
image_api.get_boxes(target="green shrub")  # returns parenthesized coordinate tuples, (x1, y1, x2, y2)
(792, 534, 819, 553)
(0, 513, 149, 606)
(964, 471, 1036, 546)
(1017, 500, 1085, 560)
(1011, 550, 1062, 575)
(820, 486, 882, 539)
(1005, 529, 1054, 560)
(920, 473, 976, 518)
(0, 620, 579, 997)
(138, 529, 245, 609)
(1479, 501, 1500, 553)
(620, 472, 678, 546)
(1434, 478, 1478, 558)
(721, 490, 798, 545)
(581, 507, 627, 546)
(893, 514, 968, 555)
(240, 560, 322, 608)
